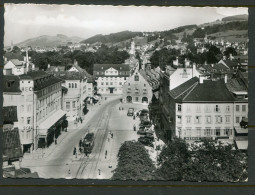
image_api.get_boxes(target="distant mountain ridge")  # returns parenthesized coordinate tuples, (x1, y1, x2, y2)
(15, 34, 84, 48)
(222, 14, 248, 22)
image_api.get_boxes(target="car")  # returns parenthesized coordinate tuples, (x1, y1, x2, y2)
(144, 134, 154, 141)
(137, 129, 147, 135)
(139, 109, 149, 117)
(138, 137, 154, 147)
(127, 108, 135, 116)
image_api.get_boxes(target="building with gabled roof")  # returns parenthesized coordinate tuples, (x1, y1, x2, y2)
(166, 77, 236, 142)
(94, 64, 130, 95)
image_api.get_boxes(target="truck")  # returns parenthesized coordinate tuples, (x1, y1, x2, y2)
(82, 133, 95, 154)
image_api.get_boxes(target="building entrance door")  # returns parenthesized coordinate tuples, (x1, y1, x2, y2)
(109, 88, 114, 94)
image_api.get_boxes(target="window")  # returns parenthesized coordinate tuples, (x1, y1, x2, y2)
(128, 83, 130, 86)
(186, 116, 191, 124)
(216, 116, 222, 123)
(136, 97, 139, 102)
(144, 84, 146, 87)
(72, 83, 74, 88)
(135, 75, 139, 81)
(226, 116, 230, 123)
(101, 82, 104, 85)
(195, 116, 201, 124)
(242, 105, 246, 112)
(69, 83, 71, 88)
(236, 116, 240, 123)
(106, 82, 108, 85)
(215, 105, 220, 112)
(177, 116, 182, 124)
(72, 101, 76, 108)
(177, 104, 182, 112)
(186, 128, 192, 136)
(27, 117, 31, 125)
(196, 128, 201, 136)
(110, 82, 113, 85)
(236, 105, 240, 112)
(206, 116, 211, 124)
(75, 83, 77, 88)
(204, 128, 212, 136)
(119, 82, 122, 85)
(66, 102, 70, 109)
(224, 128, 231, 136)
(187, 105, 191, 112)
(205, 105, 211, 112)
(216, 128, 221, 136)
(196, 105, 201, 112)
(226, 105, 230, 112)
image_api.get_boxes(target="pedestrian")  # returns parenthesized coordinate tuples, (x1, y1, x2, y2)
(111, 133, 113, 138)
(133, 115, 136, 120)
(55, 139, 57, 145)
(105, 150, 107, 159)
(81, 118, 83, 124)
(119, 107, 121, 110)
(79, 147, 82, 154)
(73, 147, 76, 155)
(79, 139, 82, 147)
(133, 124, 136, 131)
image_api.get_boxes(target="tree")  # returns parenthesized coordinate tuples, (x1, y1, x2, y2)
(112, 141, 156, 180)
(224, 47, 237, 57)
(155, 138, 248, 182)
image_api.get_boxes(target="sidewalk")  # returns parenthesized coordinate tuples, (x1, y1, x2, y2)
(23, 96, 120, 161)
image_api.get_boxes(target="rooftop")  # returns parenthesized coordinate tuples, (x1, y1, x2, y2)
(170, 77, 234, 102)
(3, 75, 22, 93)
(2, 128, 23, 161)
(93, 64, 130, 72)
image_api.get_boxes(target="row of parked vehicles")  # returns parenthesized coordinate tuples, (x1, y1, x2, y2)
(127, 108, 155, 148)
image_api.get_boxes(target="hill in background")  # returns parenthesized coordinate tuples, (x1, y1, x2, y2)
(15, 34, 84, 48)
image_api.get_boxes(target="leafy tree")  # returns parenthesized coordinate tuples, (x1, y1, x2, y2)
(112, 141, 156, 180)
(192, 28, 206, 38)
(155, 138, 248, 182)
(224, 47, 237, 57)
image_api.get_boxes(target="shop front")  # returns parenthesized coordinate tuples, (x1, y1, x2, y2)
(37, 110, 66, 149)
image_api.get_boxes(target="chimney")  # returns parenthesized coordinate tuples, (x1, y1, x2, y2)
(199, 76, 204, 84)
(229, 53, 233, 60)
(26, 49, 29, 73)
(224, 74, 228, 83)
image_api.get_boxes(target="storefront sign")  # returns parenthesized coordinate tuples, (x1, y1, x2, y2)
(22, 87, 34, 92)
(23, 126, 33, 130)
(184, 137, 213, 140)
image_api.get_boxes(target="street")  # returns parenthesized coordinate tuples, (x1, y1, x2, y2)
(21, 96, 148, 179)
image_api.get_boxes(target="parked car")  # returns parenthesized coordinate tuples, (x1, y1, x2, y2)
(140, 120, 151, 128)
(144, 134, 154, 141)
(127, 108, 135, 116)
(137, 129, 147, 135)
(139, 109, 149, 117)
(138, 137, 154, 147)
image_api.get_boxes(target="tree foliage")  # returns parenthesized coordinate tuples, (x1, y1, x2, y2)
(155, 138, 248, 182)
(112, 141, 156, 180)
(224, 47, 237, 57)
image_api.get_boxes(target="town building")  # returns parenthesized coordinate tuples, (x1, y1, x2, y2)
(168, 77, 235, 142)
(93, 64, 130, 95)
(18, 71, 66, 150)
(122, 66, 160, 104)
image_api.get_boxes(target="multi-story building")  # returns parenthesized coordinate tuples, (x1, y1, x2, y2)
(168, 76, 239, 142)
(18, 71, 66, 150)
(122, 68, 158, 104)
(93, 64, 130, 95)
(58, 71, 87, 121)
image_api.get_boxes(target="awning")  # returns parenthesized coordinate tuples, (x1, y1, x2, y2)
(38, 110, 66, 136)
(234, 126, 248, 134)
(235, 140, 248, 150)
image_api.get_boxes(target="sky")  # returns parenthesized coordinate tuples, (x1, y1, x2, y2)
(4, 4, 248, 46)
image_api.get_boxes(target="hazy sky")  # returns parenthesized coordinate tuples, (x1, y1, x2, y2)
(4, 4, 248, 46)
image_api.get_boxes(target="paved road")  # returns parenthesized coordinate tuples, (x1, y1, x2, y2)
(21, 97, 148, 179)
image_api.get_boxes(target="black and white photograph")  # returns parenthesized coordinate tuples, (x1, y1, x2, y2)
(3, 4, 248, 181)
